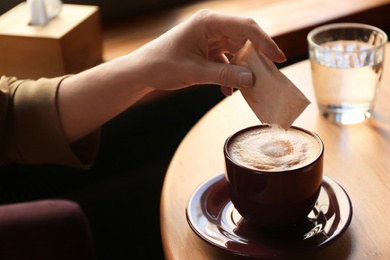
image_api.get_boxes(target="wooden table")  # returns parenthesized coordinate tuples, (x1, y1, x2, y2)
(160, 43, 390, 259)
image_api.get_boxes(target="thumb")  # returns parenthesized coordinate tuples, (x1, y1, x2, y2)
(200, 62, 254, 89)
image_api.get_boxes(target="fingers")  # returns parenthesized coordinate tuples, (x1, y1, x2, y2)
(220, 86, 233, 96)
(208, 37, 247, 57)
(192, 10, 286, 62)
(196, 60, 254, 90)
(206, 53, 250, 96)
(242, 18, 286, 63)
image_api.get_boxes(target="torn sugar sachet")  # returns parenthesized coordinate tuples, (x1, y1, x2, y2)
(230, 41, 310, 129)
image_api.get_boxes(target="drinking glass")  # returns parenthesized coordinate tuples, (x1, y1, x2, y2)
(307, 23, 387, 124)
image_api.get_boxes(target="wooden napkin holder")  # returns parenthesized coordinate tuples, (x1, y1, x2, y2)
(0, 3, 102, 79)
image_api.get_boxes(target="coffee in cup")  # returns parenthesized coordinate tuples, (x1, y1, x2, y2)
(224, 125, 324, 228)
(228, 126, 321, 172)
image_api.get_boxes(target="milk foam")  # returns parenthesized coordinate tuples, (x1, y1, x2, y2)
(228, 126, 321, 171)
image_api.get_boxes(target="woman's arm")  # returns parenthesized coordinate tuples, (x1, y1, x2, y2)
(58, 10, 286, 143)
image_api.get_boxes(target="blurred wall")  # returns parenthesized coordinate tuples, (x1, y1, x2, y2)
(1, 0, 194, 22)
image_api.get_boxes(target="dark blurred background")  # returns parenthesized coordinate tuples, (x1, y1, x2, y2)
(0, 84, 225, 259)
(0, 1, 223, 259)
(1, 1, 208, 259)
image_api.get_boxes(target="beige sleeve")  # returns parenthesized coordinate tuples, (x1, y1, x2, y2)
(0, 76, 99, 169)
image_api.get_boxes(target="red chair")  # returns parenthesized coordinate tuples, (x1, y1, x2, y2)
(0, 199, 96, 260)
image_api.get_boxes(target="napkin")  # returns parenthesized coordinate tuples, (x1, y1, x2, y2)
(27, 0, 62, 26)
(230, 42, 310, 129)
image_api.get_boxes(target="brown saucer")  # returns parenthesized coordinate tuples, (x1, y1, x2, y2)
(186, 173, 352, 258)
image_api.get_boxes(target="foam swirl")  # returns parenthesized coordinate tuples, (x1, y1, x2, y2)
(228, 126, 320, 171)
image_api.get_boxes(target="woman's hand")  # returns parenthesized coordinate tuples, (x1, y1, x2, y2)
(129, 9, 286, 95)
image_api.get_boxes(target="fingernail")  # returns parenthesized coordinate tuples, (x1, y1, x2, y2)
(239, 72, 253, 87)
(276, 48, 287, 62)
(221, 86, 233, 96)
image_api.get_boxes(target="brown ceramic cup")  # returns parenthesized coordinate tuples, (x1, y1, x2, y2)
(224, 125, 324, 228)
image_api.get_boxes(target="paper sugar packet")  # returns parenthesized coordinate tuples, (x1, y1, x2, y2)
(230, 41, 310, 129)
